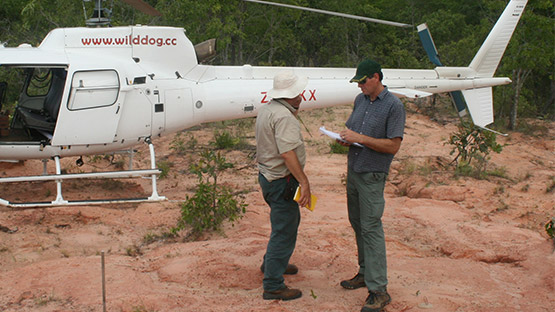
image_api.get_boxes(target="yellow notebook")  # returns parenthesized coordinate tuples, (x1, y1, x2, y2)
(293, 186, 317, 211)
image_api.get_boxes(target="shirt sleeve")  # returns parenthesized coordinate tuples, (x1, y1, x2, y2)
(273, 112, 303, 155)
(386, 99, 406, 139)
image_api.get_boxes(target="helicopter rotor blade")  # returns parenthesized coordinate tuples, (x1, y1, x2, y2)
(417, 24, 469, 117)
(121, 0, 161, 16)
(417, 23, 443, 66)
(243, 0, 412, 28)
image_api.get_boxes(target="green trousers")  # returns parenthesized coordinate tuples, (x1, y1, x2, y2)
(346, 168, 388, 292)
(259, 173, 300, 291)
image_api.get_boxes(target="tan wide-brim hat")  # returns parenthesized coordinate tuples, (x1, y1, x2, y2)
(267, 70, 308, 99)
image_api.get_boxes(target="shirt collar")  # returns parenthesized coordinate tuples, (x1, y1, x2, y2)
(365, 86, 389, 102)
(274, 99, 297, 114)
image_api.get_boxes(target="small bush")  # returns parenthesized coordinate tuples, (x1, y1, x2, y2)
(447, 122, 503, 179)
(157, 161, 173, 179)
(170, 133, 187, 155)
(172, 151, 246, 240)
(171, 133, 198, 154)
(211, 130, 240, 149)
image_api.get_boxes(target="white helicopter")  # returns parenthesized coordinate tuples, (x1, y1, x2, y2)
(0, 0, 528, 207)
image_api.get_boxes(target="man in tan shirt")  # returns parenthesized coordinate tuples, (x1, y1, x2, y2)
(256, 70, 312, 301)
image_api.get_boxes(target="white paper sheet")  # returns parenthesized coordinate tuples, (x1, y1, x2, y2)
(319, 126, 363, 147)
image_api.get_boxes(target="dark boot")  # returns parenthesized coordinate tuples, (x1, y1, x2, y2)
(262, 285, 302, 301)
(260, 263, 299, 275)
(361, 290, 391, 312)
(340, 273, 365, 289)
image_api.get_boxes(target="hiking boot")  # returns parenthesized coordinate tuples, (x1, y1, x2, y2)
(340, 273, 365, 289)
(262, 285, 302, 301)
(361, 290, 391, 312)
(260, 263, 299, 275)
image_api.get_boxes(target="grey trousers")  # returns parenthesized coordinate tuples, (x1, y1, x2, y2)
(259, 173, 300, 291)
(346, 168, 388, 292)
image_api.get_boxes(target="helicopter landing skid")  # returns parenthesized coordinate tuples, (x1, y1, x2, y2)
(0, 141, 167, 208)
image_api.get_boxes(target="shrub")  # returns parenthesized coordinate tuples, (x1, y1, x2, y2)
(172, 150, 246, 239)
(211, 130, 240, 149)
(156, 160, 173, 179)
(447, 122, 503, 179)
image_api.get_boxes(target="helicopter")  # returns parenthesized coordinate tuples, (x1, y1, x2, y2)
(0, 0, 528, 207)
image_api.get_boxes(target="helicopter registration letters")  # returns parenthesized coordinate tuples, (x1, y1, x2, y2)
(260, 89, 317, 104)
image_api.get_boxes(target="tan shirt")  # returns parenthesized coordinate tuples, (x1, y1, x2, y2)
(256, 99, 306, 182)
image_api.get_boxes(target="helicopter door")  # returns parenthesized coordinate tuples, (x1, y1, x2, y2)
(51, 70, 123, 145)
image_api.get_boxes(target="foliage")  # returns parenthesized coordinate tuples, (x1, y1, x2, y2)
(328, 141, 349, 154)
(211, 128, 251, 150)
(546, 217, 555, 251)
(0, 0, 552, 125)
(143, 231, 175, 245)
(447, 122, 503, 179)
(546, 218, 554, 239)
(156, 160, 173, 179)
(172, 150, 246, 239)
(211, 130, 241, 150)
(170, 132, 198, 155)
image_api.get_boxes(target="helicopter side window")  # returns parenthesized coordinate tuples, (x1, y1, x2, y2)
(68, 70, 119, 110)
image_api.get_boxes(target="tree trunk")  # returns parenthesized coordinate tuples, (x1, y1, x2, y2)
(510, 68, 532, 130)
(510, 69, 520, 130)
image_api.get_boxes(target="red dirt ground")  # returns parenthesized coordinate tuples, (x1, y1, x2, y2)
(1, 104, 554, 312)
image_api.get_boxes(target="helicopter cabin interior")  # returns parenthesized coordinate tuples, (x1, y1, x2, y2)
(0, 66, 121, 144)
(0, 67, 67, 143)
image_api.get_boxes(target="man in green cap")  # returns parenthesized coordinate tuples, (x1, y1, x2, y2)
(338, 59, 406, 312)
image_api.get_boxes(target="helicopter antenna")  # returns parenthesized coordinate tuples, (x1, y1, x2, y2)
(243, 0, 412, 28)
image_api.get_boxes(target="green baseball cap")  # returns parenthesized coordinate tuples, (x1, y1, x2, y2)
(350, 59, 382, 83)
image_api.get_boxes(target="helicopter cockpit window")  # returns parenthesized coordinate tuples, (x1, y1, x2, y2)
(68, 70, 119, 110)
(26, 68, 53, 97)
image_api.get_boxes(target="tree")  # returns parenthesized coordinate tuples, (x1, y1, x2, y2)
(497, 0, 554, 129)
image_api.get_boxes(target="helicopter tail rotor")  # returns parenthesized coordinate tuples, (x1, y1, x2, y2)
(417, 23, 468, 118)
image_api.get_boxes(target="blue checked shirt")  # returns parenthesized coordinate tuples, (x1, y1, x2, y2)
(345, 87, 406, 174)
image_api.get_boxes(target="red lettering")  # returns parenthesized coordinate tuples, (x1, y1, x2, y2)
(114, 38, 126, 45)
(81, 35, 178, 47)
(309, 89, 316, 101)
(261, 92, 269, 104)
(300, 90, 307, 101)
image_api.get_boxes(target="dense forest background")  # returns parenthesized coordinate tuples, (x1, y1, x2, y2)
(0, 0, 553, 130)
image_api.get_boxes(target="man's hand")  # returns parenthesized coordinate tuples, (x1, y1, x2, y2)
(339, 129, 361, 144)
(297, 183, 311, 208)
(339, 129, 402, 155)
(336, 139, 351, 146)
(281, 149, 311, 208)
